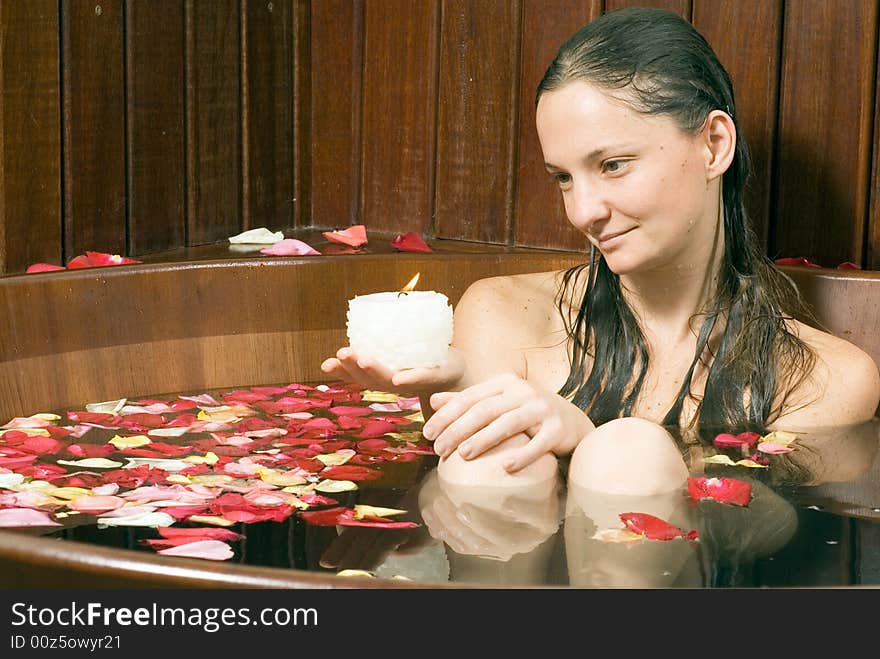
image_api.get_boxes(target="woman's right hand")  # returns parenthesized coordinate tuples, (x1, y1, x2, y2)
(320, 346, 466, 397)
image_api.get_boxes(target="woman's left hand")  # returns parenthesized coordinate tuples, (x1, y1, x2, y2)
(422, 373, 594, 473)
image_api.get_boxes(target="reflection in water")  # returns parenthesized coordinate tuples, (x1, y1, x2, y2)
(390, 417, 880, 587)
(10, 397, 880, 587)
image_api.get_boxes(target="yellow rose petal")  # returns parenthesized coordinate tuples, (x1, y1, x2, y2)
(108, 434, 152, 449)
(315, 450, 355, 466)
(315, 479, 358, 493)
(591, 528, 643, 543)
(336, 569, 375, 578)
(182, 451, 219, 465)
(57, 458, 124, 469)
(760, 430, 798, 445)
(258, 469, 307, 487)
(405, 411, 424, 424)
(165, 474, 192, 485)
(44, 486, 92, 500)
(33, 413, 61, 422)
(387, 431, 423, 442)
(735, 459, 770, 468)
(360, 390, 398, 403)
(703, 454, 737, 466)
(353, 504, 407, 519)
(281, 484, 315, 495)
(190, 474, 233, 486)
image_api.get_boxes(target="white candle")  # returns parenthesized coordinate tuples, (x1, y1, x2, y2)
(346, 289, 454, 370)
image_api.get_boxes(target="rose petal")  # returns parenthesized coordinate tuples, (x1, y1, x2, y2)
(687, 477, 752, 506)
(26, 263, 66, 273)
(259, 238, 320, 256)
(390, 232, 433, 253)
(0, 508, 62, 527)
(157, 540, 234, 561)
(322, 224, 368, 247)
(228, 227, 285, 244)
(774, 256, 821, 268)
(619, 512, 698, 541)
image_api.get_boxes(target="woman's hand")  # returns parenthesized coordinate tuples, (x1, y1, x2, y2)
(422, 373, 595, 473)
(320, 346, 466, 396)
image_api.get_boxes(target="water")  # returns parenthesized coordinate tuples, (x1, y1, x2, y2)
(1, 381, 878, 588)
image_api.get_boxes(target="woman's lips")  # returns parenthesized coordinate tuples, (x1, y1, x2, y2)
(597, 228, 634, 249)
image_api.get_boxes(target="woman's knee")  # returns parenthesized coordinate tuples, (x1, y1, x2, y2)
(567, 417, 688, 496)
(437, 432, 559, 487)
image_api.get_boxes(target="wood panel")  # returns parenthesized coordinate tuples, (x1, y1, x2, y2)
(772, 0, 878, 266)
(604, 0, 691, 18)
(869, 16, 880, 271)
(125, 0, 186, 256)
(309, 0, 362, 228)
(694, 0, 782, 248)
(62, 0, 126, 259)
(0, 0, 61, 274)
(242, 0, 294, 231)
(513, 0, 600, 250)
(361, 0, 439, 234)
(185, 0, 242, 245)
(292, 0, 311, 228)
(434, 0, 519, 244)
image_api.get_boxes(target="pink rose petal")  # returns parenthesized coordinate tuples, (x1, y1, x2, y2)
(322, 225, 368, 247)
(259, 238, 320, 256)
(157, 539, 234, 561)
(0, 508, 62, 527)
(757, 441, 795, 454)
(67, 495, 127, 514)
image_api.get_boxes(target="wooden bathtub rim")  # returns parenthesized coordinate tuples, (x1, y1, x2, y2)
(0, 530, 475, 589)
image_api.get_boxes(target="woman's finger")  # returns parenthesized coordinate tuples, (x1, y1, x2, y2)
(454, 405, 538, 460)
(423, 380, 505, 441)
(501, 426, 555, 474)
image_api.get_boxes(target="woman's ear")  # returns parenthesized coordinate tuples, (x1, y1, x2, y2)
(701, 109, 736, 180)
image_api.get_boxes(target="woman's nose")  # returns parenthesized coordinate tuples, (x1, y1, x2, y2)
(564, 183, 610, 232)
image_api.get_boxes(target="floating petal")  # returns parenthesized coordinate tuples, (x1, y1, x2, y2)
(228, 227, 284, 244)
(157, 540, 234, 561)
(390, 232, 433, 253)
(322, 224, 367, 247)
(687, 477, 752, 506)
(259, 238, 320, 256)
(0, 508, 61, 527)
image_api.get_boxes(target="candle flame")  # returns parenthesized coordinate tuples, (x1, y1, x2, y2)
(401, 273, 420, 292)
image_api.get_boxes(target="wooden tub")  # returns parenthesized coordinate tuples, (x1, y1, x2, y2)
(0, 248, 877, 588)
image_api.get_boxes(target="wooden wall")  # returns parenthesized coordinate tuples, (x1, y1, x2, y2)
(1, 0, 879, 274)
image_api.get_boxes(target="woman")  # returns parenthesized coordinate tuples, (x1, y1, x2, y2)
(321, 7, 879, 484)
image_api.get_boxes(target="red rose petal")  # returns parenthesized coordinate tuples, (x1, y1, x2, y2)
(390, 232, 433, 253)
(774, 256, 821, 268)
(687, 476, 752, 507)
(26, 263, 66, 273)
(619, 512, 698, 541)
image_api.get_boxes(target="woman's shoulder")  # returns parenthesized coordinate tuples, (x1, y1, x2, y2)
(453, 269, 568, 343)
(775, 320, 880, 427)
(457, 269, 565, 315)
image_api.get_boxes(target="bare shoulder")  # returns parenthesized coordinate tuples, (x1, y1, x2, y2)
(454, 270, 565, 333)
(451, 270, 567, 381)
(773, 321, 880, 428)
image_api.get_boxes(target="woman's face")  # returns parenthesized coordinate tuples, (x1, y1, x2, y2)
(536, 81, 720, 276)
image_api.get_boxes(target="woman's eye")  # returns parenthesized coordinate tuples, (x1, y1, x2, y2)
(553, 172, 572, 187)
(602, 159, 626, 174)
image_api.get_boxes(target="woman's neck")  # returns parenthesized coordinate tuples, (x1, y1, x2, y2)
(620, 201, 725, 346)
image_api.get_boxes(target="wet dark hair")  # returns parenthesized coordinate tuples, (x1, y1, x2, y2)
(539, 7, 817, 432)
